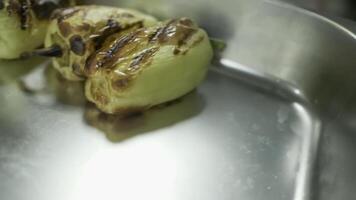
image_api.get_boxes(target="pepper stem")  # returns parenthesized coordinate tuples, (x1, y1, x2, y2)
(21, 45, 63, 59)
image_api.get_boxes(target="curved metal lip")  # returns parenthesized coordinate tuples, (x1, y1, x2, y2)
(216, 0, 356, 111)
(212, 2, 356, 200)
(214, 58, 322, 200)
(214, 58, 309, 105)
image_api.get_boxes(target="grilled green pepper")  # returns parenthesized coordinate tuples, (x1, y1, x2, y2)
(0, 0, 74, 59)
(44, 5, 157, 80)
(85, 18, 213, 114)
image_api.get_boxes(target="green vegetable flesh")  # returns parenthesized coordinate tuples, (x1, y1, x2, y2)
(45, 5, 158, 81)
(0, 0, 73, 59)
(85, 19, 213, 114)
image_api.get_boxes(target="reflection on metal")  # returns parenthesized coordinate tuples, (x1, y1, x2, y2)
(0, 0, 355, 200)
(291, 103, 321, 200)
(45, 66, 86, 106)
(84, 92, 205, 142)
(215, 58, 309, 105)
(0, 58, 45, 85)
(214, 58, 323, 200)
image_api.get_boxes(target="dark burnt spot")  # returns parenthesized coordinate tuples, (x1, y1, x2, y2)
(112, 77, 131, 91)
(179, 18, 194, 27)
(174, 35, 204, 56)
(192, 35, 204, 47)
(7, 0, 20, 16)
(146, 18, 200, 57)
(91, 20, 144, 51)
(101, 19, 121, 32)
(58, 21, 72, 37)
(85, 21, 149, 75)
(91, 19, 122, 50)
(148, 27, 163, 42)
(177, 28, 198, 47)
(149, 19, 177, 43)
(109, 47, 159, 92)
(173, 48, 181, 55)
(7, 0, 30, 30)
(148, 19, 198, 48)
(86, 32, 139, 73)
(84, 54, 97, 75)
(70, 35, 86, 56)
(102, 33, 137, 62)
(72, 63, 84, 77)
(18, 0, 30, 30)
(107, 19, 119, 28)
(0, 0, 4, 10)
(131, 20, 144, 29)
(32, 1, 59, 20)
(29, 0, 72, 18)
(129, 47, 159, 71)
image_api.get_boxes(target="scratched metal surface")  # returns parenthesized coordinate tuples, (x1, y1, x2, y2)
(0, 1, 355, 200)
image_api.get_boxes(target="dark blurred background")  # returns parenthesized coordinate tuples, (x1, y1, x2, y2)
(282, 0, 356, 20)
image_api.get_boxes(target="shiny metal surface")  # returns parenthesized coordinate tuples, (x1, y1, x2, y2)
(0, 1, 356, 200)
(281, 0, 356, 20)
(0, 65, 315, 200)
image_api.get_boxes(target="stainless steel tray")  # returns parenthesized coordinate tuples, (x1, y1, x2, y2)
(1, 1, 355, 200)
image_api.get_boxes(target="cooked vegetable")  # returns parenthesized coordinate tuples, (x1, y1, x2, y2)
(0, 0, 74, 59)
(44, 5, 157, 80)
(85, 18, 213, 114)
